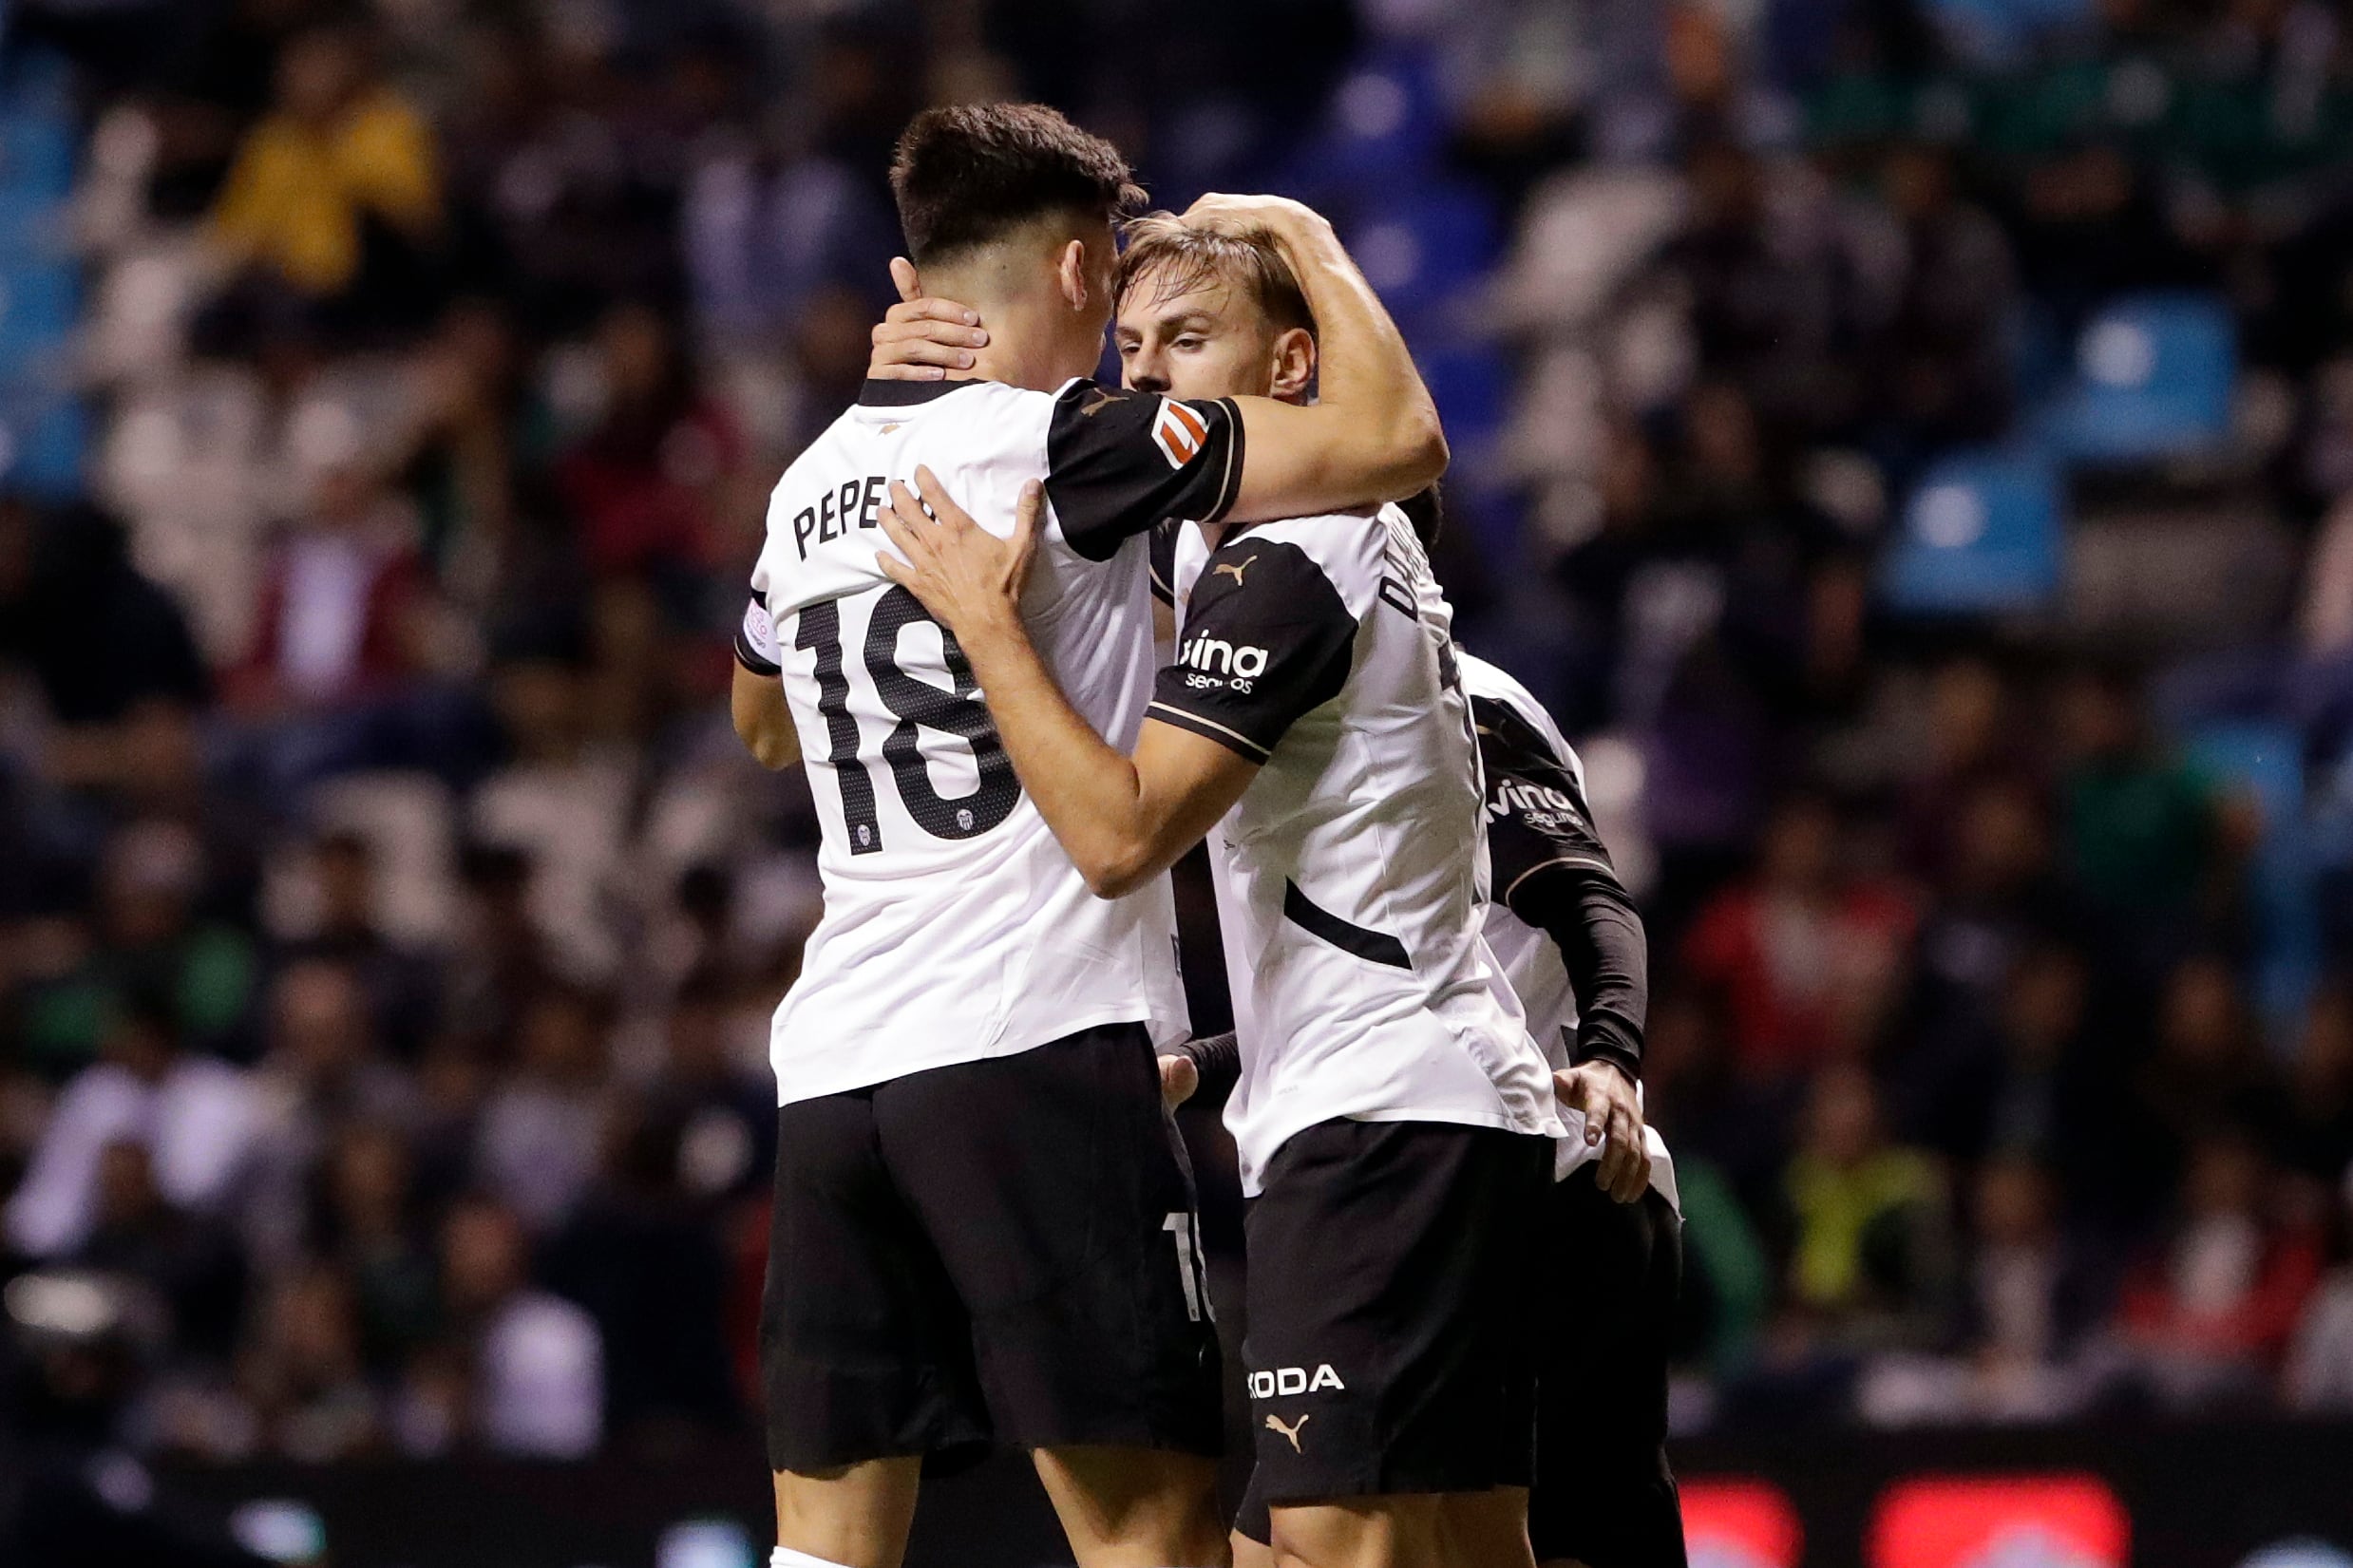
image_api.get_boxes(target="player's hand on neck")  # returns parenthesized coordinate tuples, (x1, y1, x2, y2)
(863, 219, 1110, 393)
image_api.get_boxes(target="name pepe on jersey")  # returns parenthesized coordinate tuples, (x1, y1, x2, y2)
(787, 473, 893, 560)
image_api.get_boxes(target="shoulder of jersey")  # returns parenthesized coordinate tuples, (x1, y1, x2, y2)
(1220, 513, 1388, 596)
(1457, 649, 1540, 713)
(1459, 651, 1584, 782)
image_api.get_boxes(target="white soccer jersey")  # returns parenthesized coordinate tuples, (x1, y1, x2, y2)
(1159, 506, 1564, 1195)
(739, 376, 1248, 1103)
(1459, 652, 1678, 1209)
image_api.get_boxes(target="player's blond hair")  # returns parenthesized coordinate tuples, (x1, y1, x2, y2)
(1114, 213, 1315, 338)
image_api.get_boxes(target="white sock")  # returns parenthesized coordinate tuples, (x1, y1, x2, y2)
(771, 1550, 858, 1568)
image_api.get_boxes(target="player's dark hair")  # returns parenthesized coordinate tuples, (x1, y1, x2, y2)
(889, 104, 1145, 265)
(1397, 483, 1443, 550)
(1114, 213, 1315, 338)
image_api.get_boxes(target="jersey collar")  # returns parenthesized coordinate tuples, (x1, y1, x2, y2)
(857, 378, 978, 407)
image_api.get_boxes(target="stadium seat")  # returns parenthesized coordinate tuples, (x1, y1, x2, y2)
(1926, 0, 2096, 64)
(2039, 292, 2236, 463)
(1879, 449, 2063, 614)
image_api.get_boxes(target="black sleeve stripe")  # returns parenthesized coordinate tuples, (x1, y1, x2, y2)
(1147, 702, 1271, 762)
(1202, 396, 1244, 524)
(1282, 879, 1412, 970)
(733, 629, 782, 677)
(1499, 853, 1617, 906)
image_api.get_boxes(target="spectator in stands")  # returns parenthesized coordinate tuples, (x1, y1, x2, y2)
(9, 819, 257, 1078)
(72, 1139, 247, 1366)
(0, 500, 208, 815)
(552, 301, 747, 738)
(239, 1261, 383, 1460)
(6, 992, 259, 1260)
(2056, 667, 2245, 971)
(1781, 1063, 1953, 1345)
(2128, 955, 2286, 1206)
(1957, 1155, 2100, 1416)
(223, 422, 433, 722)
(1686, 793, 1918, 1078)
(645, 971, 773, 1212)
(473, 986, 610, 1232)
(208, 22, 443, 338)
(1909, 939, 2097, 1179)
(432, 1195, 601, 1457)
(1905, 778, 2063, 1072)
(316, 1124, 437, 1378)
(244, 958, 418, 1262)
(1897, 659, 2040, 885)
(541, 1099, 740, 1443)
(2115, 1133, 2324, 1409)
(1869, 141, 2018, 454)
(439, 845, 558, 1051)
(2281, 984, 2353, 1186)
(2286, 1177, 2353, 1411)
(284, 829, 443, 1060)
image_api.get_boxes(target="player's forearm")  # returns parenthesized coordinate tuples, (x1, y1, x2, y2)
(958, 616, 1183, 898)
(1269, 213, 1447, 500)
(1543, 878, 1649, 1078)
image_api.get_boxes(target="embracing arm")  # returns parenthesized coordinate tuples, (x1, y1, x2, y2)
(864, 198, 1444, 521)
(1206, 197, 1448, 521)
(876, 470, 1258, 897)
(955, 615, 1257, 897)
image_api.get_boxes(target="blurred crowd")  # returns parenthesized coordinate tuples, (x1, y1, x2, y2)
(4, 0, 2353, 1468)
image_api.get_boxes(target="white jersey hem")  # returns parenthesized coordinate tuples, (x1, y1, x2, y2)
(771, 1000, 1183, 1108)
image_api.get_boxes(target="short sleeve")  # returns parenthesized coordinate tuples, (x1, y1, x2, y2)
(1471, 693, 1617, 916)
(1148, 537, 1357, 763)
(1045, 382, 1243, 562)
(734, 590, 782, 676)
(1148, 518, 1180, 606)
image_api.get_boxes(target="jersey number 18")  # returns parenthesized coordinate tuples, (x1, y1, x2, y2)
(795, 586, 1022, 854)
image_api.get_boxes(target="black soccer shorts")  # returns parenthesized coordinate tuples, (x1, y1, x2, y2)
(1526, 1166, 1686, 1568)
(759, 1022, 1224, 1472)
(1236, 1117, 1552, 1510)
(1234, 1157, 1690, 1565)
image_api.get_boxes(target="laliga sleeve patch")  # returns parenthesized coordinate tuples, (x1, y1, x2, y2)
(1152, 397, 1210, 469)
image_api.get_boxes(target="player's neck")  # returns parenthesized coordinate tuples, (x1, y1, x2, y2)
(923, 272, 1092, 394)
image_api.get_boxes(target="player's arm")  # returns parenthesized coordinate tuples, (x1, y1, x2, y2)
(1481, 698, 1653, 1200)
(870, 198, 1444, 531)
(1160, 1030, 1241, 1108)
(731, 591, 800, 769)
(876, 470, 1260, 897)
(1188, 195, 1447, 521)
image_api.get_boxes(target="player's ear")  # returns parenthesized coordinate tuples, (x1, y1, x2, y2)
(1055, 239, 1090, 312)
(1270, 327, 1317, 403)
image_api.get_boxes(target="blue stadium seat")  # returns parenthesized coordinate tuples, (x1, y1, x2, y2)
(1311, 44, 1447, 185)
(0, 57, 84, 494)
(1879, 449, 2063, 614)
(1926, 0, 2096, 63)
(2038, 292, 2235, 463)
(1337, 181, 1502, 328)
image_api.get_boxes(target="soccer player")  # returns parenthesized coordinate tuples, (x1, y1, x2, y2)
(730, 104, 1450, 1568)
(863, 266, 1568, 1568)
(872, 221, 1686, 1568)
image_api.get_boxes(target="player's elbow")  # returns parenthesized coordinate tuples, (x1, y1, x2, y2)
(744, 729, 797, 770)
(733, 711, 798, 770)
(1080, 838, 1160, 900)
(1389, 406, 1449, 497)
